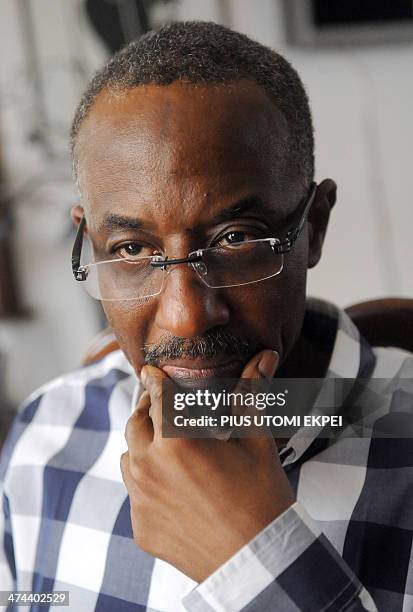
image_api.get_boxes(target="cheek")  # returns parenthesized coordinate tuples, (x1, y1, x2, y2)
(275, 250, 308, 353)
(102, 300, 153, 370)
(231, 251, 307, 357)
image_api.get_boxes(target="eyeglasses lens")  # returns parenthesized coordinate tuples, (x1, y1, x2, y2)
(81, 240, 283, 300)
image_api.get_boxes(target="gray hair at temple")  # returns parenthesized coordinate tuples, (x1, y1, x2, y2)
(70, 20, 314, 196)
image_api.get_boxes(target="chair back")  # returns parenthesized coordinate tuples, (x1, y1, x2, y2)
(82, 328, 119, 366)
(345, 298, 413, 354)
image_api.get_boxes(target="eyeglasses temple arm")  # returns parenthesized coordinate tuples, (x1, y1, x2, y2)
(71, 215, 87, 280)
(275, 182, 317, 253)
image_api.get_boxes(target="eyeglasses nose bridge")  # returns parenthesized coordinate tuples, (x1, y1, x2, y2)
(155, 254, 210, 294)
(153, 252, 204, 272)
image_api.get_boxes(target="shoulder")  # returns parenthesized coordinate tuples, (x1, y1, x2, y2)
(357, 345, 413, 442)
(17, 349, 135, 425)
(25, 347, 133, 403)
(0, 350, 136, 480)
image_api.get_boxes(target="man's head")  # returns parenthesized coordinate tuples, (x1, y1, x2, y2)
(71, 21, 336, 382)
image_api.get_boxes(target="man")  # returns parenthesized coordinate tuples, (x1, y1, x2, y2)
(1, 21, 412, 612)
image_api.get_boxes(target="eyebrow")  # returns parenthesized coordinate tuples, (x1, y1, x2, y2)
(95, 196, 276, 234)
(210, 196, 275, 225)
(96, 213, 147, 233)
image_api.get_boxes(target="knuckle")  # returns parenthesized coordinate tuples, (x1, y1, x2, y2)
(152, 385, 163, 403)
(124, 417, 134, 444)
(128, 456, 141, 481)
(120, 451, 129, 474)
(130, 456, 154, 490)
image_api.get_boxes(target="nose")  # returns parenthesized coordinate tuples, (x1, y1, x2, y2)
(154, 263, 230, 338)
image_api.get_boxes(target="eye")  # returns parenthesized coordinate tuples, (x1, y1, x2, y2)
(114, 243, 160, 261)
(214, 230, 261, 248)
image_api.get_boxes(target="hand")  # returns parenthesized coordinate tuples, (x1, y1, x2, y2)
(120, 350, 295, 583)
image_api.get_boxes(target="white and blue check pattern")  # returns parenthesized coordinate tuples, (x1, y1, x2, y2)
(1, 297, 412, 611)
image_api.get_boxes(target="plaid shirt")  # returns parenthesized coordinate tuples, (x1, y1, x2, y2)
(1, 297, 412, 611)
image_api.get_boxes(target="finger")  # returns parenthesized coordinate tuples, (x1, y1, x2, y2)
(232, 350, 279, 412)
(241, 349, 280, 380)
(141, 364, 169, 437)
(229, 350, 280, 439)
(124, 389, 153, 460)
(120, 451, 130, 484)
(120, 450, 136, 491)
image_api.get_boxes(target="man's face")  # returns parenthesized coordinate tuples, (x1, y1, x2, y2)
(75, 80, 323, 383)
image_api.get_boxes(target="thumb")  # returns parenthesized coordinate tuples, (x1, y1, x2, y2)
(230, 349, 280, 418)
(232, 349, 280, 414)
(219, 350, 280, 442)
(240, 349, 280, 380)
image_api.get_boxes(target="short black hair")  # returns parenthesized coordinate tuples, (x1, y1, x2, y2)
(71, 21, 314, 192)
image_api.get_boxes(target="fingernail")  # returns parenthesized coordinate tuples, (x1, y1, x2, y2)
(140, 367, 147, 386)
(258, 351, 279, 378)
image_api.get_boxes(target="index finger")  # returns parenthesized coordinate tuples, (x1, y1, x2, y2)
(141, 364, 169, 438)
(124, 390, 153, 460)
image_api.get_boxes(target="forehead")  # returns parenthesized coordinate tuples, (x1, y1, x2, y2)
(76, 80, 291, 227)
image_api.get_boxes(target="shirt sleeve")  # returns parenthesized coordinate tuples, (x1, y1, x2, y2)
(0, 410, 26, 598)
(0, 440, 17, 598)
(182, 502, 378, 612)
(0, 491, 16, 594)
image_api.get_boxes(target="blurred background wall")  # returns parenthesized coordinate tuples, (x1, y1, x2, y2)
(0, 0, 412, 407)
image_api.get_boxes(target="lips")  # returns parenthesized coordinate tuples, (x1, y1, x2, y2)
(159, 356, 245, 387)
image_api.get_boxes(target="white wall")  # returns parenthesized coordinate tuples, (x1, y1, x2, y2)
(0, 0, 412, 404)
(0, 0, 107, 404)
(228, 0, 413, 303)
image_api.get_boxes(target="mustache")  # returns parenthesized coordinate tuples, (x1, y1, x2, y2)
(143, 328, 260, 365)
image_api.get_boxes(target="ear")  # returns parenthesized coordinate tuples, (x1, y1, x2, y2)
(307, 179, 337, 269)
(71, 204, 87, 233)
